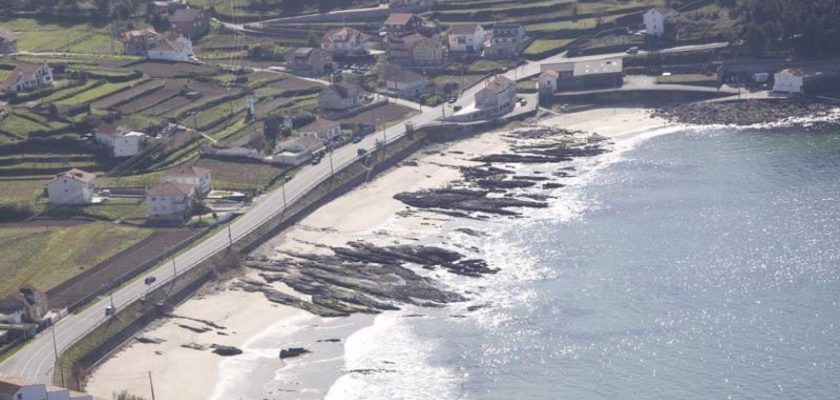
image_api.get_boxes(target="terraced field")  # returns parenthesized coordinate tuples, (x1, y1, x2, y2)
(0, 17, 115, 54)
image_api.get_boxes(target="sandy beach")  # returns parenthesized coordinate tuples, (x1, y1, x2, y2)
(85, 106, 667, 400)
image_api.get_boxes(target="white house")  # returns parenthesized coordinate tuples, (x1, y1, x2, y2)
(0, 62, 53, 92)
(773, 68, 805, 94)
(147, 35, 193, 62)
(382, 64, 429, 98)
(476, 75, 516, 111)
(644, 6, 679, 37)
(163, 165, 212, 196)
(319, 81, 364, 111)
(93, 125, 146, 158)
(145, 182, 196, 221)
(46, 168, 96, 205)
(321, 27, 369, 56)
(274, 135, 326, 166)
(299, 119, 342, 141)
(448, 24, 486, 54)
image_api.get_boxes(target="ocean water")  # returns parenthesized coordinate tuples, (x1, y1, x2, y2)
(328, 127, 840, 399)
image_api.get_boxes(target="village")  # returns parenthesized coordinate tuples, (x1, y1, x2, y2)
(1, 0, 840, 397)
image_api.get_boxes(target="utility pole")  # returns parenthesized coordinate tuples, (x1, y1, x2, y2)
(148, 371, 157, 400)
(328, 149, 335, 177)
(171, 256, 177, 278)
(52, 327, 65, 387)
(227, 225, 233, 247)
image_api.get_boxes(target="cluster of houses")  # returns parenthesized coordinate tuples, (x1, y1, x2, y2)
(279, 12, 530, 101)
(0, 376, 102, 400)
(119, 7, 208, 61)
(44, 162, 213, 223)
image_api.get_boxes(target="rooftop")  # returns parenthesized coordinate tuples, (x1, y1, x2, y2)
(0, 376, 31, 396)
(384, 12, 419, 26)
(300, 118, 340, 132)
(170, 7, 205, 22)
(52, 168, 96, 184)
(383, 64, 426, 83)
(147, 182, 194, 197)
(480, 75, 514, 94)
(165, 165, 211, 178)
(449, 24, 481, 36)
(573, 58, 623, 76)
(0, 27, 16, 43)
(323, 27, 362, 44)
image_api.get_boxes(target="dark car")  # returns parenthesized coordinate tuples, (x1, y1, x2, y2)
(144, 276, 156, 285)
(357, 148, 368, 157)
(311, 156, 322, 165)
(352, 135, 362, 144)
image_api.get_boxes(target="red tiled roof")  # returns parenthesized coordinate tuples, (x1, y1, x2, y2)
(165, 165, 210, 178)
(51, 168, 96, 184)
(147, 182, 194, 197)
(300, 118, 340, 132)
(449, 24, 480, 36)
(0, 27, 16, 43)
(384, 13, 419, 26)
(0, 376, 33, 396)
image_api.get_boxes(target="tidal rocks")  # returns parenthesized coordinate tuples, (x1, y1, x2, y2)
(394, 188, 548, 216)
(317, 338, 341, 343)
(212, 345, 243, 356)
(176, 324, 211, 333)
(279, 347, 310, 359)
(654, 98, 840, 127)
(136, 336, 165, 344)
(473, 142, 608, 164)
(240, 243, 481, 317)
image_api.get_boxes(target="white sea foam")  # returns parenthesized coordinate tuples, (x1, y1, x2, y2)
(324, 124, 688, 399)
(325, 310, 461, 400)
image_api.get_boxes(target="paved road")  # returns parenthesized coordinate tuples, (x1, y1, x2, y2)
(0, 40, 730, 383)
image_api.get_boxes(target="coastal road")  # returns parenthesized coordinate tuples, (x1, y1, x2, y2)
(0, 40, 730, 383)
(0, 81, 447, 386)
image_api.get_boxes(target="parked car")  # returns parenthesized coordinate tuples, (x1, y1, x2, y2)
(352, 135, 362, 144)
(357, 148, 368, 157)
(626, 46, 639, 55)
(144, 276, 156, 285)
(311, 156, 322, 165)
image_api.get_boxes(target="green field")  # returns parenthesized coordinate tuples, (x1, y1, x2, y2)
(0, 17, 115, 54)
(0, 222, 153, 298)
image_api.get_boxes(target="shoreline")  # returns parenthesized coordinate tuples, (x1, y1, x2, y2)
(84, 106, 669, 400)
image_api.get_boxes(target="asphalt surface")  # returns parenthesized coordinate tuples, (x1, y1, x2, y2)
(0, 40, 729, 383)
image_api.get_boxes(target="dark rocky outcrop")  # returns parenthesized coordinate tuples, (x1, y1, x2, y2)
(238, 242, 490, 317)
(654, 98, 840, 128)
(279, 347, 310, 359)
(394, 188, 548, 216)
(212, 345, 243, 356)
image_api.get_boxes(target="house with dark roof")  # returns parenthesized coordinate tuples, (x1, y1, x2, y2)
(382, 64, 429, 97)
(381, 13, 424, 36)
(145, 182, 196, 221)
(163, 165, 212, 195)
(319, 81, 365, 111)
(0, 286, 48, 325)
(0, 27, 17, 54)
(169, 7, 210, 39)
(322, 27, 370, 56)
(448, 24, 486, 54)
(476, 75, 516, 111)
(487, 23, 528, 58)
(120, 28, 161, 56)
(285, 47, 333, 76)
(46, 168, 97, 205)
(0, 62, 53, 92)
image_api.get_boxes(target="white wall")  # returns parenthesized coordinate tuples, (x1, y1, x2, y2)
(47, 178, 94, 205)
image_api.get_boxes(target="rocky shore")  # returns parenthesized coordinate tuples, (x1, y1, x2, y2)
(230, 126, 614, 320)
(654, 98, 840, 128)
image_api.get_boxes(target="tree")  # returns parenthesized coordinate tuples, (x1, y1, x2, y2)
(744, 24, 767, 56)
(113, 391, 146, 400)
